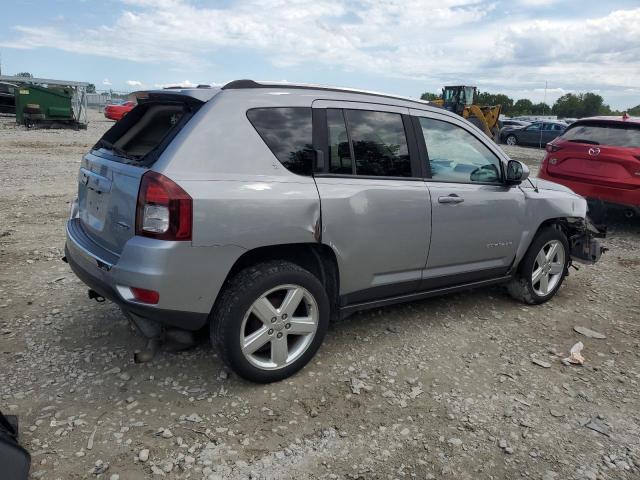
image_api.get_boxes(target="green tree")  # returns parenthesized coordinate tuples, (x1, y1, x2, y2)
(420, 92, 440, 101)
(628, 105, 640, 116)
(512, 99, 533, 116)
(582, 92, 607, 116)
(86, 83, 96, 93)
(552, 92, 611, 118)
(476, 91, 514, 115)
(531, 102, 551, 115)
(552, 93, 581, 117)
(16, 72, 33, 78)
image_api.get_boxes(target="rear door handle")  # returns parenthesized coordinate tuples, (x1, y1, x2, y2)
(438, 194, 464, 204)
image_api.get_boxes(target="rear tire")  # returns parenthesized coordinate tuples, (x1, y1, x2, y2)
(211, 260, 330, 383)
(508, 227, 569, 305)
(505, 134, 517, 146)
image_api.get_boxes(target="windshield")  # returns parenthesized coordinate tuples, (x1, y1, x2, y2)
(443, 88, 457, 102)
(463, 87, 475, 106)
(561, 122, 640, 148)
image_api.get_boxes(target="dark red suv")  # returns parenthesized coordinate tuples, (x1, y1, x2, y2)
(539, 115, 640, 217)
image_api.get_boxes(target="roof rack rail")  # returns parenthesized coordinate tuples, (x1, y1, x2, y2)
(220, 79, 432, 106)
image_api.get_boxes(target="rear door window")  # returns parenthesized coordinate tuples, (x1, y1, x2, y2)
(418, 117, 502, 184)
(327, 109, 353, 174)
(247, 107, 314, 176)
(561, 122, 640, 148)
(344, 109, 411, 177)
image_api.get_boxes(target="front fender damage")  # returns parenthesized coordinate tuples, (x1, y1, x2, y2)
(567, 217, 607, 264)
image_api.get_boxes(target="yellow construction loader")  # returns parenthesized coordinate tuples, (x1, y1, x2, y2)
(431, 86, 502, 141)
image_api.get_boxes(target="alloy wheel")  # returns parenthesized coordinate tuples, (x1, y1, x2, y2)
(506, 135, 517, 146)
(531, 240, 565, 296)
(239, 284, 318, 370)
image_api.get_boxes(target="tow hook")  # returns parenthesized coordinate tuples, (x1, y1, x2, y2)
(88, 289, 105, 303)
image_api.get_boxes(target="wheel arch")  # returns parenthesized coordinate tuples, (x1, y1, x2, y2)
(216, 243, 340, 317)
(512, 217, 574, 271)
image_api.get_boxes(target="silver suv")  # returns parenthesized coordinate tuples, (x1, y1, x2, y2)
(65, 80, 604, 382)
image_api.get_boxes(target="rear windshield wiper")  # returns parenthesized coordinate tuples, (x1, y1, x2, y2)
(567, 139, 600, 145)
(97, 139, 130, 159)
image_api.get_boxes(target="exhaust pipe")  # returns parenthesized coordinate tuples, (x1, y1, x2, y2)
(625, 209, 635, 219)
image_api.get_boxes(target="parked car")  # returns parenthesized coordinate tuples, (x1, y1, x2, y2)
(64, 80, 604, 382)
(104, 100, 136, 121)
(501, 120, 567, 147)
(501, 119, 530, 129)
(539, 114, 640, 217)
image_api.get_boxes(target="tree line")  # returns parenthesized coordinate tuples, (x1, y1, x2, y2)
(421, 90, 640, 118)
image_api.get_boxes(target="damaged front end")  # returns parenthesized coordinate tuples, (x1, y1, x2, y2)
(567, 217, 607, 264)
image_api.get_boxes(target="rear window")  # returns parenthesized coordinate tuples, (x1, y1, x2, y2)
(561, 122, 640, 148)
(247, 107, 314, 176)
(95, 100, 199, 164)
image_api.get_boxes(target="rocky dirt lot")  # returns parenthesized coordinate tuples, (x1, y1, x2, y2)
(0, 111, 639, 480)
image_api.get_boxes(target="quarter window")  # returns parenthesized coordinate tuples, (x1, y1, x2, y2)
(344, 110, 411, 177)
(247, 107, 313, 176)
(418, 117, 502, 183)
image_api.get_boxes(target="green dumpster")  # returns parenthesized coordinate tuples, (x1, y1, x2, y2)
(15, 84, 77, 128)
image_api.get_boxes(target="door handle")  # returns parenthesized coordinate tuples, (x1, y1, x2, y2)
(438, 194, 464, 204)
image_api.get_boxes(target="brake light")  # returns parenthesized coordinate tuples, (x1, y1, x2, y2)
(135, 171, 192, 241)
(546, 143, 562, 153)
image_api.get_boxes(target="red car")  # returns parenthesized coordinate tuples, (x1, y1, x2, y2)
(539, 114, 640, 218)
(104, 100, 136, 121)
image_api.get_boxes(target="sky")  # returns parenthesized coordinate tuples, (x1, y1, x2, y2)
(1, 0, 639, 110)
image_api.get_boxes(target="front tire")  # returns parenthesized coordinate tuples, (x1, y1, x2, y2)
(211, 260, 330, 383)
(508, 227, 569, 304)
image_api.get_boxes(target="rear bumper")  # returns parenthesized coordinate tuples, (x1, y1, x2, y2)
(539, 172, 640, 209)
(65, 218, 244, 330)
(65, 243, 208, 330)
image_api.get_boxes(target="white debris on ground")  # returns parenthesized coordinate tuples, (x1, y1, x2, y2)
(0, 111, 639, 479)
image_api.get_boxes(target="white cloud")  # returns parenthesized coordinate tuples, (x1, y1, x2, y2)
(126, 80, 142, 86)
(102, 78, 112, 86)
(1, 1, 639, 106)
(153, 79, 198, 88)
(516, 0, 558, 6)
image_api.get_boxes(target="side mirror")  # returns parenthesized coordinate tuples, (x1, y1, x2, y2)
(506, 160, 529, 184)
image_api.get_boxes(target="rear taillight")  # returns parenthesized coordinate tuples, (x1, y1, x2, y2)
(546, 143, 562, 153)
(136, 171, 192, 241)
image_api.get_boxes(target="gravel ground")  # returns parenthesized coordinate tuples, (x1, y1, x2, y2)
(1, 111, 639, 480)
